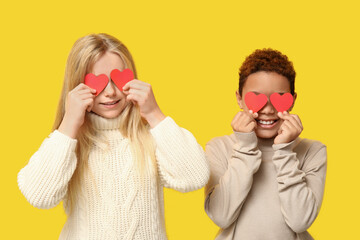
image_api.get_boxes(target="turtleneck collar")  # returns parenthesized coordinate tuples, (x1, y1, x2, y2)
(257, 136, 276, 152)
(87, 112, 122, 130)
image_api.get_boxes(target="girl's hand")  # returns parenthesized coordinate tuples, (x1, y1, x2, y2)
(58, 83, 96, 138)
(274, 111, 303, 145)
(231, 110, 258, 133)
(123, 80, 165, 128)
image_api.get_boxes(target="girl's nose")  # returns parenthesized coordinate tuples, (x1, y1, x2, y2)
(103, 81, 116, 97)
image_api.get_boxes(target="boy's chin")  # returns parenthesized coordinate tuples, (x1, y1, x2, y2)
(255, 129, 278, 139)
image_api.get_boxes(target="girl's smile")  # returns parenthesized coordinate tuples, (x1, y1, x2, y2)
(90, 52, 128, 119)
(100, 99, 121, 108)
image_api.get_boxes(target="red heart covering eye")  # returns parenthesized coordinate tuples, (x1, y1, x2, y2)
(244, 92, 268, 113)
(110, 69, 134, 91)
(84, 74, 109, 96)
(270, 93, 294, 112)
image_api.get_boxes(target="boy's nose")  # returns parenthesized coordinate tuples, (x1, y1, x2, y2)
(259, 100, 276, 114)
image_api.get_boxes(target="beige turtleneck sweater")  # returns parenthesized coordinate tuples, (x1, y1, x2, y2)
(18, 113, 209, 240)
(205, 131, 326, 240)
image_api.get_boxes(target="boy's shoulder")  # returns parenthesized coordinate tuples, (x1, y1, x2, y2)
(294, 138, 327, 168)
(206, 133, 237, 148)
(205, 133, 244, 159)
(295, 137, 326, 153)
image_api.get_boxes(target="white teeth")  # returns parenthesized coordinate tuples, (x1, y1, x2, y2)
(103, 100, 119, 105)
(259, 120, 274, 125)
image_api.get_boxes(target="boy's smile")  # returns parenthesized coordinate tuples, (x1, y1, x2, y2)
(237, 71, 296, 139)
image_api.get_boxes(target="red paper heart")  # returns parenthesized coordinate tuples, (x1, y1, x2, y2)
(244, 92, 268, 113)
(84, 73, 109, 96)
(110, 68, 134, 91)
(270, 93, 294, 112)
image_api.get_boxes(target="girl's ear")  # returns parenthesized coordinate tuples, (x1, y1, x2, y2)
(288, 92, 297, 111)
(236, 90, 244, 109)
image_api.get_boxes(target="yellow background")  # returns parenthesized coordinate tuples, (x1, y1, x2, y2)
(1, 0, 359, 239)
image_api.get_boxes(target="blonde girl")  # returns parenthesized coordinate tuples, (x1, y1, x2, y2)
(18, 33, 209, 239)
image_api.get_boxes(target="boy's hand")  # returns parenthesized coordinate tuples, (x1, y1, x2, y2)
(274, 111, 303, 144)
(231, 110, 258, 133)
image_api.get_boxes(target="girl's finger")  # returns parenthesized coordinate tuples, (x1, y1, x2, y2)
(77, 88, 96, 95)
(126, 93, 142, 104)
(86, 100, 94, 112)
(75, 89, 95, 97)
(75, 83, 95, 92)
(80, 93, 96, 100)
(128, 88, 147, 100)
(123, 79, 146, 91)
(83, 98, 94, 110)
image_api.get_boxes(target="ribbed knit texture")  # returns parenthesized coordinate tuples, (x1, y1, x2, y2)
(18, 113, 209, 240)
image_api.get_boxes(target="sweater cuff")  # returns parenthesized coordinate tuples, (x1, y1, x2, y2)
(272, 138, 298, 153)
(150, 116, 175, 139)
(272, 139, 305, 188)
(233, 131, 258, 150)
(51, 130, 78, 152)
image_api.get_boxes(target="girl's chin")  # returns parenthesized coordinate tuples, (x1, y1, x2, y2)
(103, 111, 124, 119)
(91, 109, 124, 119)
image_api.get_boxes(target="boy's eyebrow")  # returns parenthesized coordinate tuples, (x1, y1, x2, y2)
(251, 91, 288, 95)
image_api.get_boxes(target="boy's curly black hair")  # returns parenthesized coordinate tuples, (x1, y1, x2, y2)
(238, 48, 296, 95)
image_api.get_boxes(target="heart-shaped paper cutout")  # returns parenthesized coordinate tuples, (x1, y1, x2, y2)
(110, 68, 134, 91)
(270, 93, 294, 112)
(244, 92, 268, 113)
(84, 73, 109, 96)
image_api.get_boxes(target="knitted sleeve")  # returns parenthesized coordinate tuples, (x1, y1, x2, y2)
(150, 117, 209, 193)
(272, 139, 327, 233)
(204, 132, 262, 229)
(17, 130, 78, 209)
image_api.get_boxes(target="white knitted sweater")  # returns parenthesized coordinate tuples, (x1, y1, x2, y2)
(18, 113, 209, 240)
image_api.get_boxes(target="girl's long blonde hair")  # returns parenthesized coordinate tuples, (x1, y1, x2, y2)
(52, 33, 156, 212)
